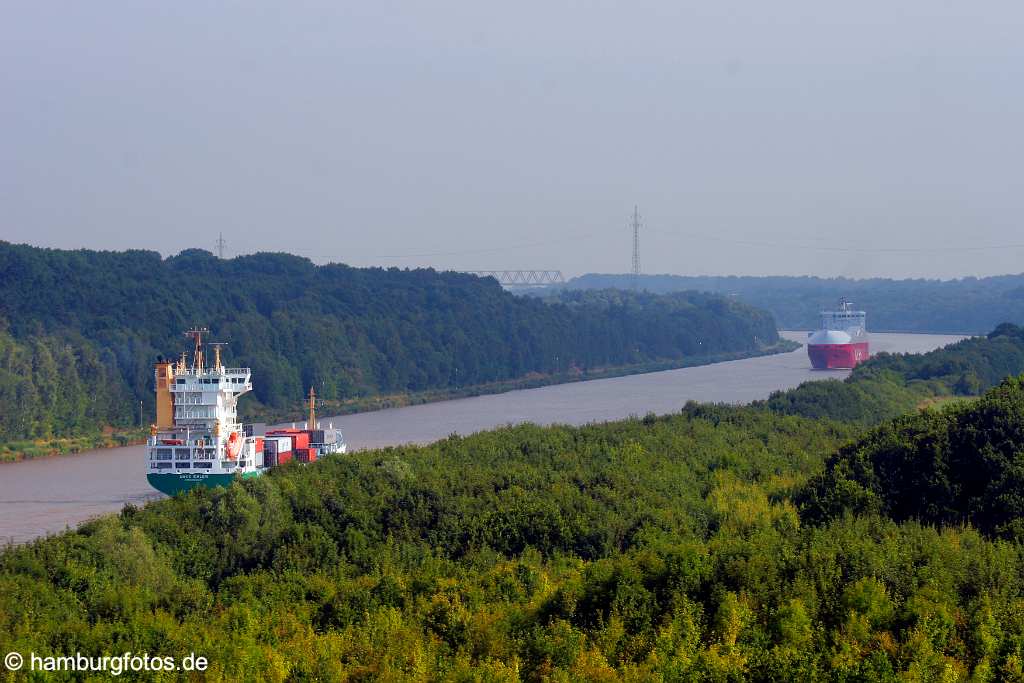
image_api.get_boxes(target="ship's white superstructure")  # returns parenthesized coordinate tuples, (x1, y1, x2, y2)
(146, 328, 345, 495)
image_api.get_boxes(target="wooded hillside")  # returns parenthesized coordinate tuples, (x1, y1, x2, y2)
(563, 272, 1024, 333)
(0, 242, 781, 440)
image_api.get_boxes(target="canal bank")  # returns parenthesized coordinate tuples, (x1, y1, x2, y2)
(0, 332, 964, 544)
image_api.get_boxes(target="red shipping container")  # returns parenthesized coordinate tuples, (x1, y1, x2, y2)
(292, 433, 310, 449)
(255, 437, 264, 453)
(277, 450, 294, 465)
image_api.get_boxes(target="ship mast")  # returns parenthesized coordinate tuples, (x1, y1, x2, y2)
(184, 327, 209, 371)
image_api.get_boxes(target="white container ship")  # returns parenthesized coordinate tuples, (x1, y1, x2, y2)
(146, 328, 346, 495)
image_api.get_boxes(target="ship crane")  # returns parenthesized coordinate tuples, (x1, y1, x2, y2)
(208, 342, 228, 372)
(308, 386, 317, 431)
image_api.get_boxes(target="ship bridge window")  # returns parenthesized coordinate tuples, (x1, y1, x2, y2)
(154, 448, 173, 460)
(175, 462, 191, 469)
(155, 462, 172, 469)
(175, 448, 191, 460)
(193, 462, 213, 469)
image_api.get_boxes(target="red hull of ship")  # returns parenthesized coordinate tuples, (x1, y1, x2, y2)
(807, 342, 869, 369)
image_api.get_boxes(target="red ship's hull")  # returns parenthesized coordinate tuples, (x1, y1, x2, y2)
(808, 342, 869, 369)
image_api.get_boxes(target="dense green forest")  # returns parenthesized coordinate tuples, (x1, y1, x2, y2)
(3, 392, 1024, 679)
(0, 242, 781, 441)
(760, 322, 1024, 423)
(5, 329, 1024, 679)
(0, 330, 134, 440)
(558, 272, 1024, 334)
(801, 373, 1024, 539)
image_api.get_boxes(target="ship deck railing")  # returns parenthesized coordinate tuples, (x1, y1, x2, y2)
(173, 367, 251, 377)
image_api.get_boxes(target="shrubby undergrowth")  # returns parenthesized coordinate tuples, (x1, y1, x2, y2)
(4, 393, 1024, 680)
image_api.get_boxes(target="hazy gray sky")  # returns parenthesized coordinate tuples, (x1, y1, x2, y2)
(3, 2, 1023, 278)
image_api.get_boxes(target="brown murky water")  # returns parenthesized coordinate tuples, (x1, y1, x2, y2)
(0, 332, 965, 544)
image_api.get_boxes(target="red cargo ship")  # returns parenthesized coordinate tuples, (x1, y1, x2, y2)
(807, 298, 869, 369)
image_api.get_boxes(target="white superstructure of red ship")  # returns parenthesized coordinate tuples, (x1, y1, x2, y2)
(807, 298, 869, 369)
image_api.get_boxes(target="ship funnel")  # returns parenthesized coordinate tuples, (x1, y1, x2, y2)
(154, 360, 175, 429)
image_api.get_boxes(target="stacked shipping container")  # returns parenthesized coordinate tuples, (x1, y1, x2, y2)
(264, 430, 312, 467)
(259, 428, 335, 468)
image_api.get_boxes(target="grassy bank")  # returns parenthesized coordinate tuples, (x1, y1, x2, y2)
(0, 426, 150, 463)
(245, 339, 801, 425)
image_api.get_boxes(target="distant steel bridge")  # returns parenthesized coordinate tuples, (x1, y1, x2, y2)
(463, 270, 566, 287)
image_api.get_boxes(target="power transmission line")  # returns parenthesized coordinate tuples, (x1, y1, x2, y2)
(642, 226, 1024, 254)
(230, 218, 1024, 269)
(277, 229, 605, 261)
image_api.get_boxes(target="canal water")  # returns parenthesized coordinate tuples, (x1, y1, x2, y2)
(0, 332, 965, 544)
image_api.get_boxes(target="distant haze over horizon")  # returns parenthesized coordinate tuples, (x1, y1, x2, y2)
(4, 2, 1023, 280)
(573, 270, 1024, 284)
(10, 241, 1024, 285)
